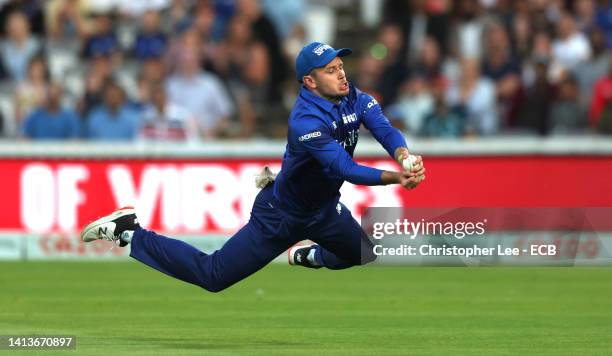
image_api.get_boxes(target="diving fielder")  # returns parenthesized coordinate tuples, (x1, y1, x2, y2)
(81, 42, 426, 292)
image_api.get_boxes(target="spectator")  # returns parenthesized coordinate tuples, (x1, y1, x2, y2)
(14, 56, 49, 124)
(387, 73, 433, 135)
(511, 12, 532, 62)
(46, 0, 87, 42)
(551, 12, 591, 82)
(236, 0, 288, 101)
(0, 11, 41, 82)
(482, 22, 521, 125)
(420, 81, 465, 138)
(140, 57, 166, 86)
(165, 0, 191, 33)
(166, 36, 233, 138)
(213, 16, 253, 80)
(517, 59, 555, 135)
(522, 31, 552, 86)
(82, 13, 120, 60)
(452, 0, 485, 60)
(0, 0, 45, 37)
(383, 0, 449, 61)
(78, 55, 115, 118)
(575, 0, 596, 32)
(191, 4, 218, 72)
(550, 75, 589, 134)
(573, 28, 611, 106)
(139, 82, 198, 141)
(21, 84, 81, 140)
(446, 58, 498, 136)
(412, 36, 451, 84)
(589, 58, 612, 132)
(353, 52, 384, 101)
(165, 29, 201, 75)
(133, 10, 167, 60)
(240, 41, 283, 137)
(84, 81, 140, 140)
(595, 0, 612, 48)
(128, 72, 152, 113)
(373, 23, 408, 106)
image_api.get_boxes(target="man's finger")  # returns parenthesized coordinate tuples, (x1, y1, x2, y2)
(410, 161, 423, 172)
(409, 167, 425, 177)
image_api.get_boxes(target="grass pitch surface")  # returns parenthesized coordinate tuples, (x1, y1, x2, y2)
(1, 262, 611, 355)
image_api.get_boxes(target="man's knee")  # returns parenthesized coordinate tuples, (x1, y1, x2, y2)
(200, 280, 231, 293)
(198, 274, 233, 293)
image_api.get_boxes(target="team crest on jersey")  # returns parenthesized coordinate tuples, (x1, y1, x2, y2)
(313, 44, 332, 56)
(342, 113, 357, 124)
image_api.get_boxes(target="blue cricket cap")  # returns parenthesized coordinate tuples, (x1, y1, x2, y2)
(295, 42, 352, 82)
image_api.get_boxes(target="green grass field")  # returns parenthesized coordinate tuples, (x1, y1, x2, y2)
(1, 262, 611, 355)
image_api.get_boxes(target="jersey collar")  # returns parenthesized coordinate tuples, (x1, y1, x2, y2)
(299, 85, 339, 113)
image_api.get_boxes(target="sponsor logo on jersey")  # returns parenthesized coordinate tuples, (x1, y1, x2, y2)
(342, 113, 357, 124)
(366, 98, 378, 109)
(298, 131, 322, 141)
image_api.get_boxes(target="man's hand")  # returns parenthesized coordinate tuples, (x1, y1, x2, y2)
(383, 147, 426, 190)
(399, 168, 425, 190)
(380, 160, 426, 190)
(394, 147, 410, 164)
(397, 149, 426, 190)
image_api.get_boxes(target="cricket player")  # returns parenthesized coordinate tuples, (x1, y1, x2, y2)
(81, 42, 426, 292)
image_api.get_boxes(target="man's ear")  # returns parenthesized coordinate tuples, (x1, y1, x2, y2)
(303, 75, 317, 90)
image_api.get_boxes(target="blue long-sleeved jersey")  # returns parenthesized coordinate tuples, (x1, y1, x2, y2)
(273, 84, 407, 215)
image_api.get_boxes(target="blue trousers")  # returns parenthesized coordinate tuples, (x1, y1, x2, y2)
(129, 185, 376, 292)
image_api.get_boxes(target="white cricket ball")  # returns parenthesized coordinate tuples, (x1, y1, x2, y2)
(402, 155, 418, 171)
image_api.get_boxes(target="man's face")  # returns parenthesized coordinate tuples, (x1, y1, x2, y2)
(306, 57, 349, 99)
(46, 85, 62, 109)
(152, 86, 166, 108)
(104, 86, 124, 109)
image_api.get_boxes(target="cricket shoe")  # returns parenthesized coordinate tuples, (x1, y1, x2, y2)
(80, 207, 140, 247)
(288, 244, 322, 269)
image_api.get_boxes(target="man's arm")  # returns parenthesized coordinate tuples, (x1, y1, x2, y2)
(356, 91, 426, 188)
(293, 116, 425, 188)
(358, 94, 408, 160)
(293, 119, 384, 185)
(381, 169, 425, 190)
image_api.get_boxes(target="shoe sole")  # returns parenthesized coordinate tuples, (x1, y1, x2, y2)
(80, 206, 135, 242)
(287, 244, 312, 266)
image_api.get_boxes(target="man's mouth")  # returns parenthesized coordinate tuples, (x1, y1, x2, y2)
(340, 82, 348, 90)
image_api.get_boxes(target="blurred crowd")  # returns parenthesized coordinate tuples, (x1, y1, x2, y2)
(0, 0, 611, 142)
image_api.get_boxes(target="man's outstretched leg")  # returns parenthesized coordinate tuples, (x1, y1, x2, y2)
(127, 222, 290, 292)
(81, 187, 299, 292)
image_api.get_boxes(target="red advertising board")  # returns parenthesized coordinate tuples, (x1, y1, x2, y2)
(1, 156, 611, 234)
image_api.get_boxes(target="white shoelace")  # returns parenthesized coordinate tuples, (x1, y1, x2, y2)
(99, 229, 119, 250)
